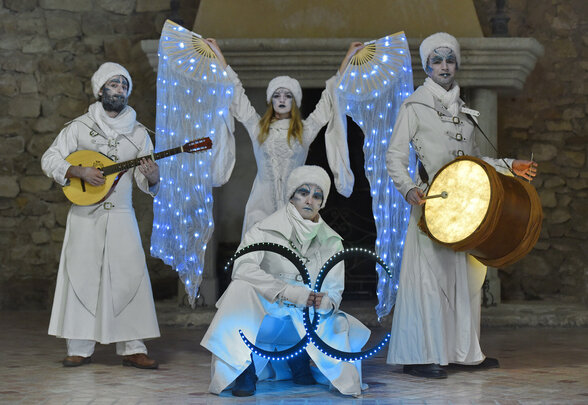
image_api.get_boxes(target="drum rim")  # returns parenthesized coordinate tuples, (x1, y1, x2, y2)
(422, 156, 504, 250)
(472, 176, 543, 267)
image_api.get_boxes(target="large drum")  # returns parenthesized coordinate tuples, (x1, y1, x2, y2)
(420, 156, 543, 267)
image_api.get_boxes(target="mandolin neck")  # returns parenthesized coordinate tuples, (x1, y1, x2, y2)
(102, 146, 183, 176)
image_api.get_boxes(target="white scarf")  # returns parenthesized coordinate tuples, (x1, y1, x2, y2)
(286, 203, 323, 254)
(88, 101, 137, 139)
(424, 77, 461, 116)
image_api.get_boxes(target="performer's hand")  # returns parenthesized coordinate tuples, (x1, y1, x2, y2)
(204, 38, 228, 68)
(512, 159, 538, 181)
(139, 158, 160, 186)
(314, 293, 334, 314)
(339, 42, 364, 73)
(67, 165, 105, 186)
(406, 187, 425, 205)
(306, 291, 316, 308)
(311, 292, 324, 308)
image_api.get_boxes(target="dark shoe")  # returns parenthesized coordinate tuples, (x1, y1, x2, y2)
(122, 353, 158, 369)
(232, 361, 257, 397)
(287, 351, 316, 385)
(477, 357, 500, 369)
(403, 364, 447, 379)
(62, 356, 91, 367)
(449, 357, 500, 370)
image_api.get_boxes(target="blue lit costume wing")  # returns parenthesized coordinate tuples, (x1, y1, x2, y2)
(151, 20, 235, 306)
(336, 32, 415, 318)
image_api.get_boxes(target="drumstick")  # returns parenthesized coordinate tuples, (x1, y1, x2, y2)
(423, 191, 448, 200)
(529, 152, 533, 183)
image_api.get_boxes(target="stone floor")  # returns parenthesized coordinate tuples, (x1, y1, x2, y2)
(2, 307, 588, 404)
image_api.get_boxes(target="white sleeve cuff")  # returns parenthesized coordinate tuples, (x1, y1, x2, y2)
(280, 284, 311, 307)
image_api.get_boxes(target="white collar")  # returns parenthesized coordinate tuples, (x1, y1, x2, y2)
(423, 77, 462, 116)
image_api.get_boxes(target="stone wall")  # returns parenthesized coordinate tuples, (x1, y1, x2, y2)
(1, 0, 586, 309)
(0, 0, 198, 309)
(474, 0, 588, 303)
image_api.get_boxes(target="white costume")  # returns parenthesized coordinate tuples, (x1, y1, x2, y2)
(385, 79, 513, 366)
(224, 66, 353, 235)
(42, 100, 160, 353)
(201, 204, 370, 396)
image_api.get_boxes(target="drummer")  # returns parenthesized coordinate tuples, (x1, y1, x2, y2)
(385, 32, 537, 379)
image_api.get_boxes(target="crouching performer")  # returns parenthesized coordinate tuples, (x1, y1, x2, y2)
(201, 165, 370, 397)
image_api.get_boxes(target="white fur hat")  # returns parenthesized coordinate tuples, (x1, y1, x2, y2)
(91, 62, 133, 98)
(419, 32, 461, 72)
(266, 76, 302, 108)
(286, 165, 331, 208)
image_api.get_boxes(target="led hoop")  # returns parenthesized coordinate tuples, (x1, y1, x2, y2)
(224, 242, 312, 286)
(304, 248, 393, 361)
(239, 330, 311, 361)
(224, 242, 315, 360)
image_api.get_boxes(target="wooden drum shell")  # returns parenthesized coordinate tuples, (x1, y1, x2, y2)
(421, 156, 543, 267)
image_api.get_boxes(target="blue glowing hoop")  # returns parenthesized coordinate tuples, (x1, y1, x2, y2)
(303, 248, 392, 361)
(224, 242, 311, 286)
(225, 242, 315, 360)
(227, 244, 393, 362)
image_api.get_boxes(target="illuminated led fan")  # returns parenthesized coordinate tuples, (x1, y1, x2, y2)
(338, 31, 411, 99)
(159, 20, 224, 81)
(152, 20, 234, 306)
(335, 31, 414, 318)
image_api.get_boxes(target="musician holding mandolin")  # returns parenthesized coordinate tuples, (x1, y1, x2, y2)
(385, 33, 537, 379)
(41, 62, 161, 369)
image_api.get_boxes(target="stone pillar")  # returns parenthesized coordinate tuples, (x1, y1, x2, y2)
(470, 88, 498, 159)
(469, 88, 501, 304)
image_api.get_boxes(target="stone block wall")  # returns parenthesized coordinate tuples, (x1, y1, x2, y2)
(474, 0, 588, 303)
(0, 0, 198, 309)
(1, 0, 586, 309)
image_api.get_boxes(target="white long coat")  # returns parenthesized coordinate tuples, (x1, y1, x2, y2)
(42, 113, 160, 343)
(201, 205, 370, 396)
(385, 85, 513, 365)
(225, 66, 353, 235)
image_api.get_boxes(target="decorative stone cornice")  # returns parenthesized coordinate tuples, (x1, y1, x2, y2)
(141, 37, 543, 93)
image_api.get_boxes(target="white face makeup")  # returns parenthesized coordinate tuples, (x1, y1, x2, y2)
(100, 75, 129, 113)
(426, 47, 457, 90)
(289, 183, 324, 221)
(271, 87, 293, 119)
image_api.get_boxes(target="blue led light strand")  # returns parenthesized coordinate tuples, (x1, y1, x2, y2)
(225, 243, 315, 359)
(238, 330, 310, 361)
(151, 20, 234, 305)
(224, 242, 312, 287)
(227, 244, 394, 362)
(303, 248, 393, 361)
(337, 32, 416, 318)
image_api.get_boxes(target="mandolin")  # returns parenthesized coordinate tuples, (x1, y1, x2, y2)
(63, 137, 212, 206)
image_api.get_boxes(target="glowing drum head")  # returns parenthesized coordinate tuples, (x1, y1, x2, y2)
(424, 159, 491, 244)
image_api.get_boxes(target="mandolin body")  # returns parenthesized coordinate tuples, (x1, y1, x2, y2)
(63, 150, 121, 206)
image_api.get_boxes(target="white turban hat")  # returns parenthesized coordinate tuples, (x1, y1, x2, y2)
(286, 165, 331, 208)
(91, 62, 133, 98)
(266, 75, 302, 108)
(419, 32, 461, 72)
